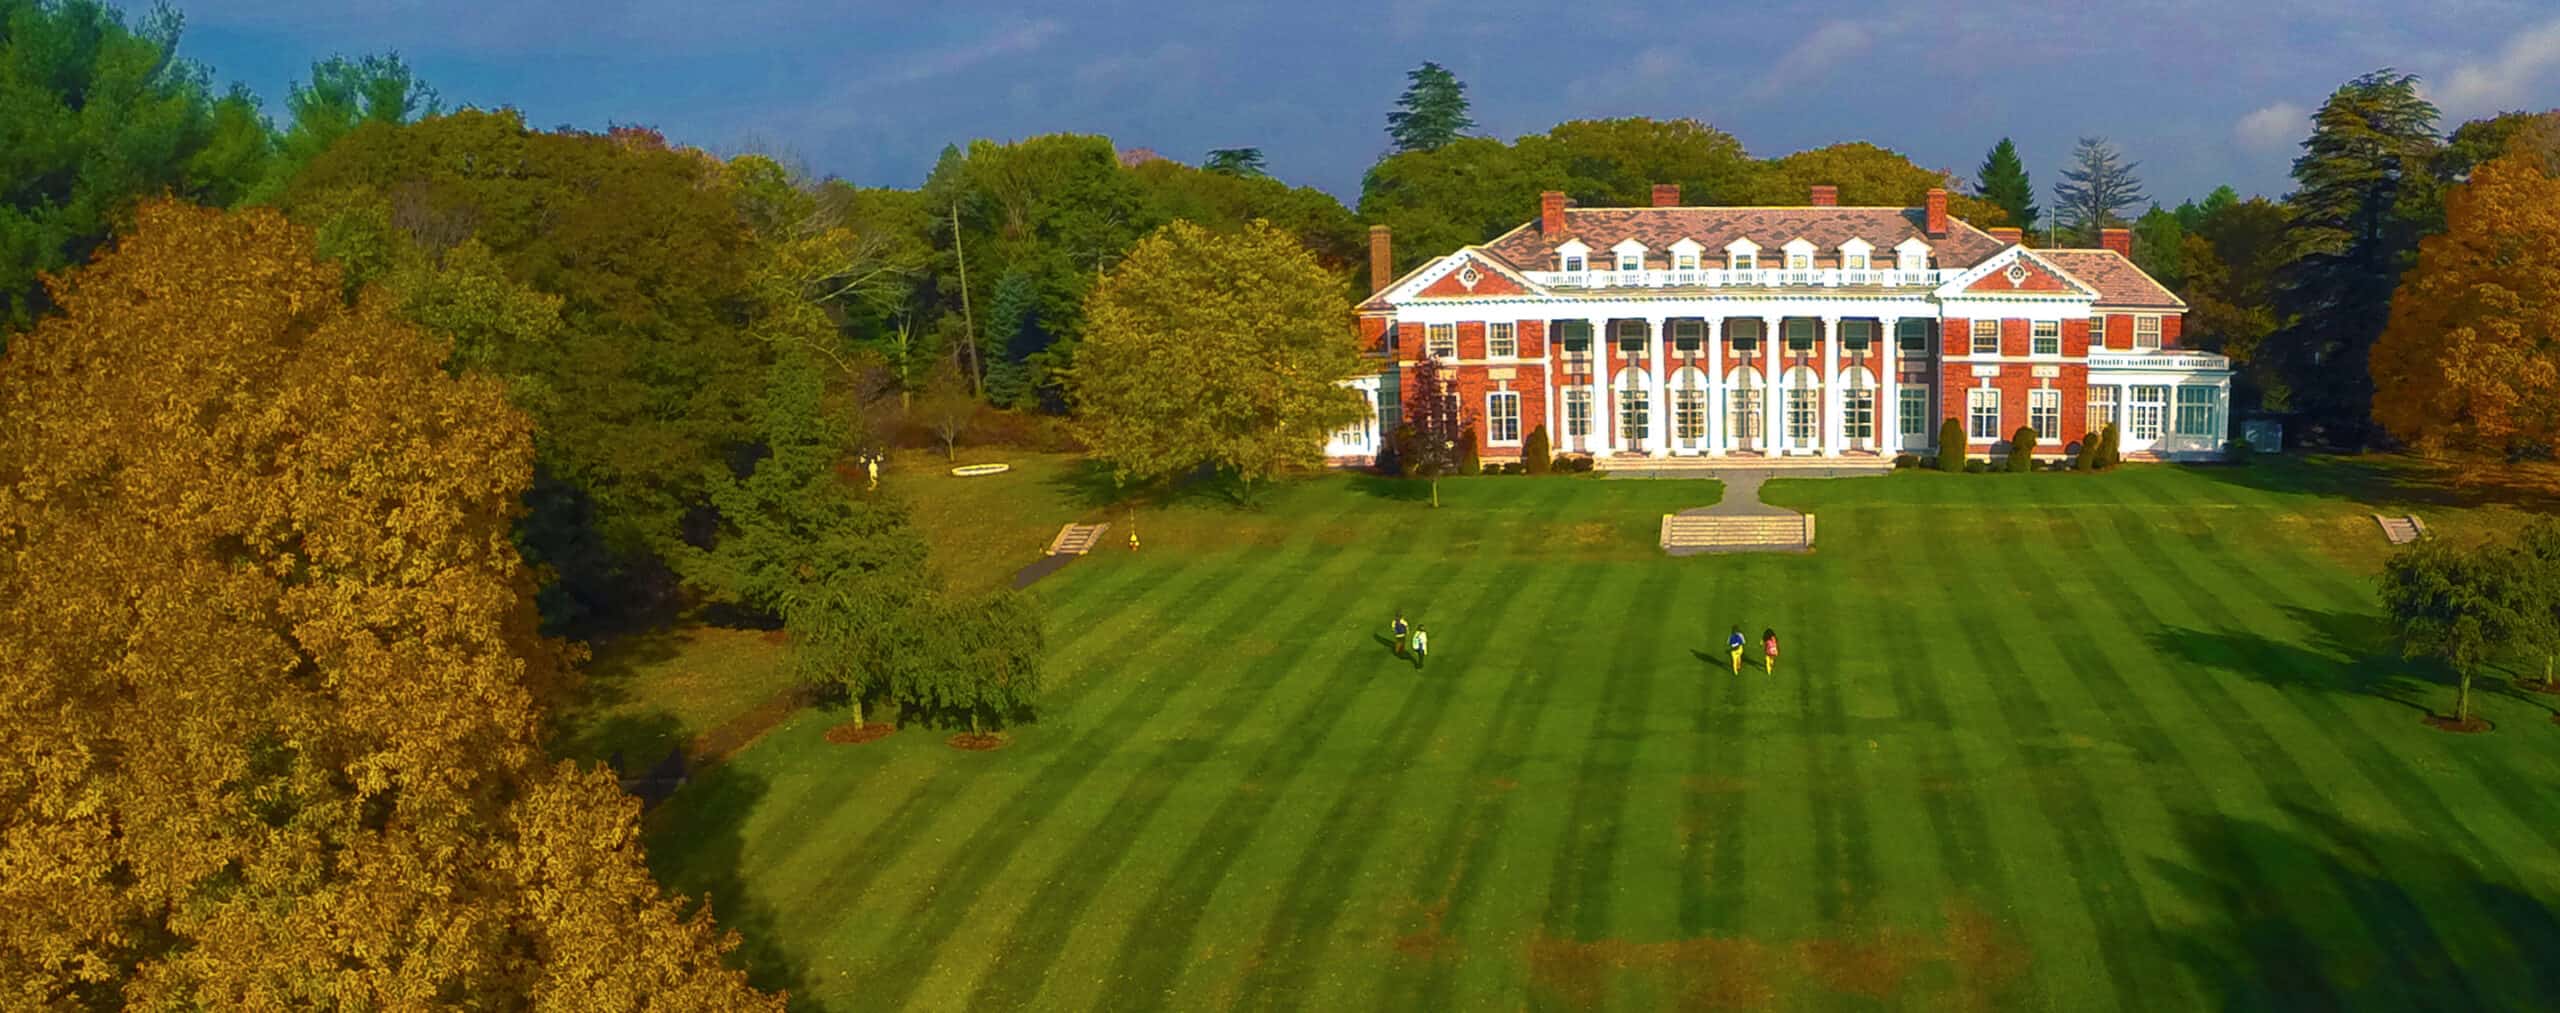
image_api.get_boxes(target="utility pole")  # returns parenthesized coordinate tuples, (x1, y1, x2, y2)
(949, 200, 982, 397)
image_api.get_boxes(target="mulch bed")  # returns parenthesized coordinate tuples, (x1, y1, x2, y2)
(2424, 715, 2494, 734)
(2516, 679, 2560, 696)
(686, 685, 811, 763)
(947, 733, 1008, 751)
(822, 722, 897, 746)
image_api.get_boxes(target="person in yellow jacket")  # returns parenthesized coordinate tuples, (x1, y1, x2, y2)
(1727, 625, 1747, 674)
(1762, 628, 1780, 674)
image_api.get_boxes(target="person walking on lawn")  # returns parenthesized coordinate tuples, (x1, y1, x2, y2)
(1392, 611, 1411, 658)
(1727, 625, 1747, 674)
(1762, 628, 1779, 675)
(1410, 625, 1430, 670)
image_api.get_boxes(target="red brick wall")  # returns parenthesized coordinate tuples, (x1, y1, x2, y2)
(1518, 319, 1548, 358)
(2000, 318, 2030, 358)
(1397, 321, 1422, 359)
(1457, 320, 1485, 360)
(1360, 313, 1392, 355)
(2160, 314, 2183, 349)
(2062, 317, 2093, 358)
(2055, 366, 2091, 452)
(1940, 361, 1976, 448)
(2093, 312, 2122, 351)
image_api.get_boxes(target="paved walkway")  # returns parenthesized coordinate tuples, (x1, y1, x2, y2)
(1669, 467, 1880, 518)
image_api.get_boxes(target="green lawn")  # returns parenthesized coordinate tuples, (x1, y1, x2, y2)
(639, 462, 2560, 1011)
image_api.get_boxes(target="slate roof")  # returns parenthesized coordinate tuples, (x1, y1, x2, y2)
(2036, 249, 2187, 309)
(1479, 206, 2012, 272)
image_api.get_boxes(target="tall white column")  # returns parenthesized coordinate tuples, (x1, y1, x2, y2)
(1820, 314, 1842, 456)
(1539, 319, 1557, 446)
(1589, 317, 1611, 456)
(1646, 315, 1669, 456)
(1762, 315, 1783, 454)
(1879, 316, 1901, 454)
(1705, 317, 1725, 456)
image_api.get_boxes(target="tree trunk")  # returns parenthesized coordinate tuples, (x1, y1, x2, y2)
(1430, 478, 1440, 509)
(2458, 670, 2473, 725)
(970, 710, 981, 736)
(851, 696, 865, 730)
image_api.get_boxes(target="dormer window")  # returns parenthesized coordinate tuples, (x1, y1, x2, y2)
(1555, 239, 1591, 273)
(1843, 252, 1869, 270)
(1730, 251, 1757, 270)
(1895, 237, 1933, 274)
(1674, 251, 1699, 271)
(1561, 252, 1586, 272)
(1616, 251, 1642, 271)
(1786, 252, 1811, 270)
(1839, 238, 1873, 272)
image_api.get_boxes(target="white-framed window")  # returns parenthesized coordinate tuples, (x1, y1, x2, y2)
(1673, 319, 1703, 353)
(1898, 318, 1932, 354)
(2132, 385, 2169, 440)
(1561, 252, 1586, 272)
(1971, 319, 2001, 355)
(1674, 251, 1699, 271)
(2030, 388, 2060, 440)
(1619, 383, 1650, 441)
(1616, 251, 1642, 272)
(1786, 251, 1812, 270)
(1968, 387, 2002, 440)
(2135, 315, 2162, 349)
(1729, 387, 1762, 443)
(1674, 387, 1706, 441)
(1331, 417, 1368, 448)
(1787, 388, 1818, 444)
(2032, 320, 2060, 356)
(1900, 386, 1931, 439)
(1785, 318, 1814, 352)
(1730, 251, 1757, 271)
(2088, 386, 2119, 433)
(1729, 318, 1762, 355)
(1844, 252, 1869, 270)
(2175, 386, 2218, 437)
(1616, 319, 1648, 356)
(1488, 322, 1516, 359)
(1487, 390, 1522, 444)
(1564, 387, 1591, 437)
(1842, 319, 1874, 355)
(1845, 387, 1875, 440)
(1899, 248, 1927, 273)
(2089, 315, 2109, 348)
(1426, 324, 1456, 360)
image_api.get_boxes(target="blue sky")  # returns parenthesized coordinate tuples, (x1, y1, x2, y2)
(181, 1, 2560, 210)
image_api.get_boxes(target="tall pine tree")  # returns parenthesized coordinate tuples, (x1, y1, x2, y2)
(1203, 147, 1268, 177)
(2053, 137, 2147, 243)
(2269, 69, 2441, 446)
(1975, 138, 2040, 232)
(1386, 62, 1476, 154)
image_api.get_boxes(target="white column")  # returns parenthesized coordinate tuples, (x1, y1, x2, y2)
(1646, 315, 1669, 456)
(1879, 315, 1901, 454)
(1590, 317, 1611, 456)
(1762, 315, 1783, 454)
(1538, 319, 1557, 446)
(1705, 317, 1725, 456)
(1819, 314, 1842, 456)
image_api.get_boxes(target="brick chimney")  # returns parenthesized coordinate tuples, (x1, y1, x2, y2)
(1925, 188, 1948, 236)
(2100, 227, 2132, 257)
(1990, 226, 2023, 245)
(1809, 184, 1839, 207)
(1540, 190, 1568, 235)
(1651, 183, 1681, 207)
(1368, 225, 1393, 294)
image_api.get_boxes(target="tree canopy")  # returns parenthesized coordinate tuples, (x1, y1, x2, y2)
(1069, 220, 1369, 491)
(1976, 138, 2039, 233)
(1386, 61, 1476, 153)
(2370, 152, 2560, 456)
(2053, 136, 2147, 241)
(1203, 146, 1268, 177)
(0, 201, 777, 1007)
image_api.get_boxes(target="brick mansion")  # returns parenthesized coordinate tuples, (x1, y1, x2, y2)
(1329, 183, 2231, 465)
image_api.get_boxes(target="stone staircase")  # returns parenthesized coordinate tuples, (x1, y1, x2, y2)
(1659, 513, 1816, 554)
(2373, 513, 2427, 545)
(1046, 522, 1111, 556)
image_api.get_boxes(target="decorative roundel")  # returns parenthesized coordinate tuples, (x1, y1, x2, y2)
(2003, 263, 2029, 285)
(1456, 264, 1483, 290)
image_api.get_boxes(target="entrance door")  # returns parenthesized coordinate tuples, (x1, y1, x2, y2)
(1787, 388, 1819, 452)
(1726, 369, 1762, 452)
(1843, 369, 1875, 452)
(1670, 367, 1707, 454)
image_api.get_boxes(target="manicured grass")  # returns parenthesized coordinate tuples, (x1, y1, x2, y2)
(888, 449, 1105, 592)
(551, 625, 801, 766)
(642, 463, 2560, 1011)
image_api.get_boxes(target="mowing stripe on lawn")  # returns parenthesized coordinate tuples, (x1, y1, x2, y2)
(1675, 550, 1751, 941)
(877, 540, 1396, 1010)
(1544, 551, 1687, 948)
(1226, 545, 1561, 1010)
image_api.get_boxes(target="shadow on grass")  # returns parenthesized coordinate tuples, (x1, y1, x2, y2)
(645, 757, 811, 1004)
(2148, 606, 2444, 719)
(547, 627, 691, 765)
(2156, 802, 2560, 1011)
(1346, 474, 1433, 502)
(1046, 458, 1291, 512)
(2181, 454, 2560, 515)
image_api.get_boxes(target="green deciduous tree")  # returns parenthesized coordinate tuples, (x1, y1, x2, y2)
(2131, 205, 2184, 287)
(2268, 70, 2442, 445)
(2379, 539, 2535, 729)
(248, 52, 438, 204)
(2515, 518, 2560, 691)
(1386, 61, 1475, 153)
(2053, 136, 2147, 242)
(0, 0, 275, 333)
(1976, 138, 2040, 233)
(1069, 220, 1368, 495)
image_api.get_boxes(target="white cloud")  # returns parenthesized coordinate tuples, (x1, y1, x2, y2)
(852, 18, 1064, 93)
(2234, 101, 2307, 152)
(1749, 21, 1872, 101)
(2437, 16, 2560, 116)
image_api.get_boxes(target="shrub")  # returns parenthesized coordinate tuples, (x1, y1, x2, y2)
(2073, 435, 2096, 471)
(1893, 453, 1920, 469)
(2007, 425, 2039, 472)
(1458, 426, 1482, 476)
(1378, 424, 1409, 476)
(2099, 423, 2122, 468)
(1936, 418, 1967, 473)
(1963, 459, 1988, 474)
(2228, 432, 2254, 464)
(1562, 454, 1595, 473)
(1522, 424, 1553, 475)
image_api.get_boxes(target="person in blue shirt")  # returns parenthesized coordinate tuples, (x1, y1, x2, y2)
(1391, 611, 1410, 658)
(1727, 625, 1747, 674)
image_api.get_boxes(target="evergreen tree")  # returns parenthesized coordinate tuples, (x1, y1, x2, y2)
(2268, 69, 2442, 446)
(2052, 136, 2148, 242)
(1203, 147, 1268, 177)
(1974, 138, 2040, 232)
(1386, 61, 1476, 154)
(1936, 418, 1968, 472)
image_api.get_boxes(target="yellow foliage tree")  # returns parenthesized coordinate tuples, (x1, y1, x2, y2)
(0, 202, 782, 1009)
(2371, 154, 2560, 455)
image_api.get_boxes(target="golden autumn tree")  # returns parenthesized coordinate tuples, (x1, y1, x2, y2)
(0, 202, 783, 1010)
(2371, 151, 2560, 454)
